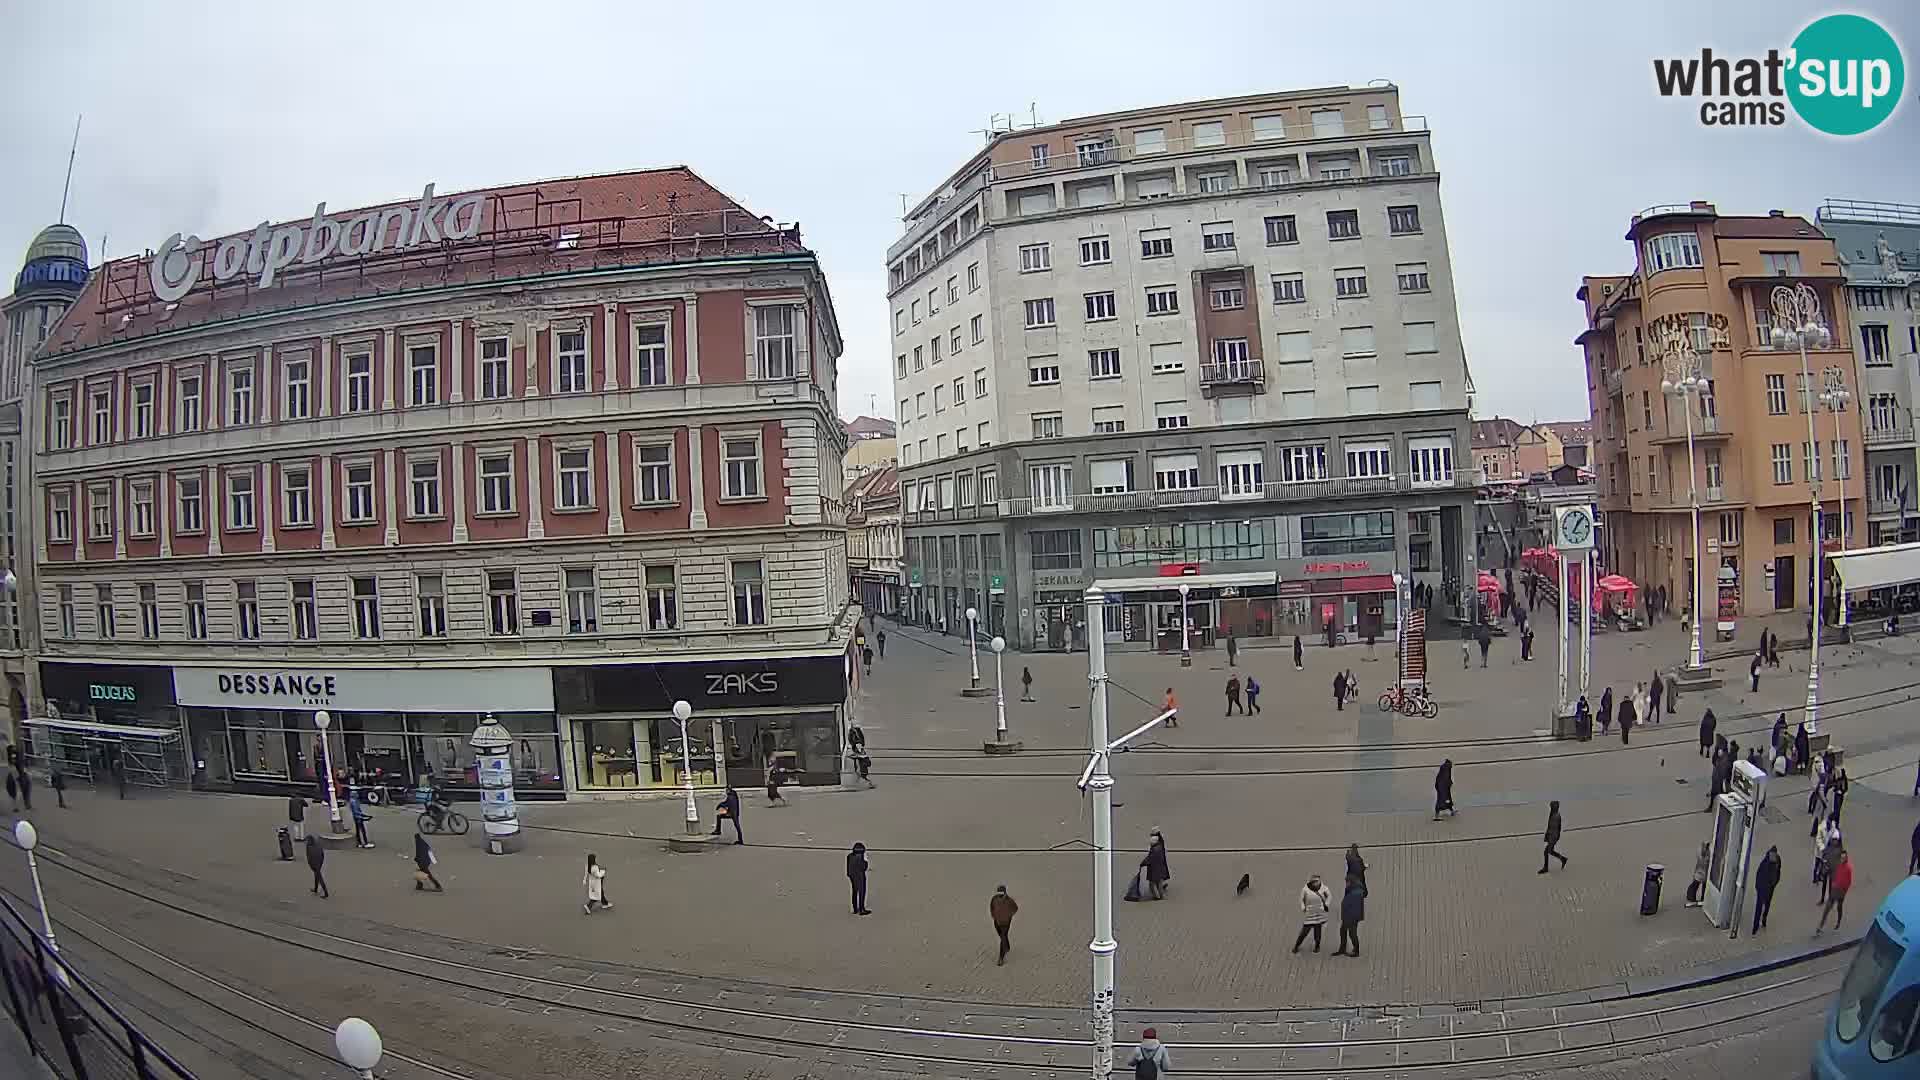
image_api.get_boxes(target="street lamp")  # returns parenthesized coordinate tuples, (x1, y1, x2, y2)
(13, 821, 56, 954)
(1818, 370, 1853, 628)
(961, 607, 991, 697)
(334, 1017, 384, 1079)
(1771, 282, 1834, 734)
(1177, 583, 1192, 667)
(991, 636, 1008, 741)
(671, 700, 698, 836)
(1391, 572, 1405, 698)
(1658, 321, 1710, 673)
(314, 710, 342, 827)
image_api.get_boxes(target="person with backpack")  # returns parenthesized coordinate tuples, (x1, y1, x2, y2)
(288, 794, 308, 842)
(1126, 1028, 1172, 1079)
(348, 785, 373, 848)
(1539, 801, 1568, 873)
(1245, 676, 1262, 715)
(876, 628, 887, 658)
(1291, 874, 1332, 953)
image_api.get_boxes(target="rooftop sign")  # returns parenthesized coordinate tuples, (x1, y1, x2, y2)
(149, 183, 489, 302)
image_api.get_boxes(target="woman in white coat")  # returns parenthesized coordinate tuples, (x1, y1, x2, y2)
(1290, 874, 1333, 954)
(583, 853, 611, 914)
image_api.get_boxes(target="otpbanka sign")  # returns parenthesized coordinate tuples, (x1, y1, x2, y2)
(150, 183, 489, 301)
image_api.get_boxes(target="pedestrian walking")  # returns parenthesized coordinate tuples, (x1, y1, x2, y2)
(1141, 829, 1171, 900)
(1345, 843, 1368, 887)
(414, 832, 444, 891)
(1224, 676, 1243, 716)
(1162, 688, 1179, 727)
(1020, 666, 1034, 702)
(1433, 759, 1456, 819)
(861, 644, 874, 676)
(1771, 714, 1789, 759)
(1520, 625, 1535, 661)
(1226, 633, 1238, 668)
(1816, 818, 1843, 897)
(1598, 687, 1614, 737)
(1810, 759, 1831, 828)
(1291, 874, 1332, 953)
(1539, 800, 1568, 873)
(7, 768, 17, 812)
(1335, 874, 1367, 957)
(1293, 635, 1304, 670)
(1816, 850, 1853, 933)
(1699, 709, 1717, 756)
(1665, 674, 1678, 715)
(305, 834, 329, 898)
(1618, 696, 1635, 744)
(1767, 631, 1781, 668)
(49, 768, 66, 809)
(1648, 671, 1663, 719)
(1750, 653, 1762, 693)
(766, 762, 789, 806)
(288, 794, 308, 842)
(1685, 841, 1710, 906)
(1333, 670, 1347, 712)
(1795, 723, 1811, 776)
(1462, 638, 1472, 669)
(582, 853, 611, 913)
(877, 628, 886, 658)
(1831, 768, 1851, 821)
(712, 786, 744, 844)
(848, 725, 874, 788)
(1633, 682, 1652, 729)
(348, 786, 373, 848)
(990, 884, 1019, 965)
(1126, 1028, 1172, 1079)
(847, 842, 870, 915)
(1245, 676, 1262, 715)
(1343, 668, 1358, 705)
(1477, 624, 1491, 668)
(1752, 846, 1782, 933)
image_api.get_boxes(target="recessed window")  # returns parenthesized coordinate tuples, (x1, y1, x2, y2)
(1210, 284, 1245, 311)
(1089, 348, 1122, 380)
(1192, 120, 1226, 147)
(1388, 205, 1422, 234)
(1024, 298, 1056, 328)
(636, 443, 674, 504)
(282, 464, 314, 527)
(565, 568, 599, 634)
(723, 436, 763, 499)
(967, 263, 980, 291)
(645, 565, 678, 630)
(138, 584, 160, 639)
(754, 305, 798, 379)
(128, 478, 155, 537)
(975, 368, 989, 398)
(57, 584, 75, 638)
(293, 579, 319, 640)
(488, 570, 519, 636)
(96, 585, 115, 640)
(1028, 358, 1062, 386)
(731, 560, 767, 625)
(1031, 412, 1064, 440)
(1219, 449, 1266, 497)
(1258, 166, 1293, 189)
(1140, 228, 1173, 259)
(405, 345, 438, 407)
(89, 387, 112, 443)
(1766, 374, 1789, 415)
(1145, 286, 1180, 316)
(87, 483, 112, 540)
(184, 581, 206, 639)
(556, 329, 590, 393)
(1154, 400, 1190, 430)
(175, 476, 203, 534)
(1084, 291, 1117, 322)
(227, 366, 255, 426)
(1378, 155, 1412, 176)
(1335, 269, 1368, 298)
(177, 375, 203, 432)
(1202, 222, 1235, 251)
(236, 580, 261, 640)
(132, 382, 155, 438)
(1396, 262, 1431, 293)
(1150, 342, 1185, 374)
(415, 574, 445, 638)
(479, 338, 511, 399)
(1091, 407, 1127, 435)
(1153, 453, 1201, 492)
(634, 323, 670, 386)
(1643, 232, 1704, 273)
(1327, 210, 1361, 239)
(1265, 216, 1299, 245)
(1341, 326, 1377, 357)
(409, 457, 442, 518)
(225, 469, 256, 531)
(478, 451, 514, 514)
(351, 576, 381, 638)
(1196, 172, 1232, 194)
(970, 315, 984, 344)
(1310, 109, 1345, 138)
(1133, 127, 1166, 154)
(1080, 236, 1111, 265)
(345, 352, 374, 413)
(48, 393, 72, 450)
(1019, 243, 1052, 273)
(556, 447, 594, 509)
(344, 463, 375, 523)
(1252, 115, 1286, 141)
(1410, 437, 1455, 486)
(1273, 273, 1306, 304)
(1405, 322, 1439, 354)
(283, 359, 312, 419)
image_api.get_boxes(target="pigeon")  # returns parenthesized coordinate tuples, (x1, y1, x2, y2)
(1235, 873, 1251, 896)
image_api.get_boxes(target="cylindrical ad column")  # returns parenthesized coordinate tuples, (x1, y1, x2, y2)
(470, 714, 522, 854)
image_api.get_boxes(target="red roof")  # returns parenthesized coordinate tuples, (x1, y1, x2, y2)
(844, 415, 897, 439)
(46, 167, 810, 357)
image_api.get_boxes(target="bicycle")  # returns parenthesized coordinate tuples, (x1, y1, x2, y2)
(416, 805, 469, 836)
(1377, 686, 1439, 719)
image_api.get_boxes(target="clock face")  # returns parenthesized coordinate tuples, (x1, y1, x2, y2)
(1561, 510, 1592, 546)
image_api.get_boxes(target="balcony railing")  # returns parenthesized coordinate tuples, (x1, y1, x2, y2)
(1866, 422, 1916, 447)
(1603, 368, 1624, 397)
(1869, 493, 1905, 517)
(985, 116, 1431, 184)
(1199, 357, 1265, 391)
(995, 471, 1481, 518)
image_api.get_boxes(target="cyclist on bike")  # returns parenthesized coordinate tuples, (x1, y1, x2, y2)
(423, 775, 451, 829)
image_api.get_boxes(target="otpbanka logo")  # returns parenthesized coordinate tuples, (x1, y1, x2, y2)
(1653, 13, 1905, 136)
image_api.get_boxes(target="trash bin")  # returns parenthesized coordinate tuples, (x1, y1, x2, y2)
(277, 826, 294, 862)
(1640, 863, 1664, 916)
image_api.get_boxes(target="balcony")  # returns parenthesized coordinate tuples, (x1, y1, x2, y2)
(999, 471, 1481, 517)
(1870, 492, 1904, 518)
(1649, 412, 1732, 444)
(1199, 357, 1265, 397)
(1866, 421, 1916, 448)
(1603, 367, 1624, 398)
(984, 116, 1431, 185)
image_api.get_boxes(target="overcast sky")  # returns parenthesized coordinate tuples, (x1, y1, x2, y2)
(4, 2, 1914, 426)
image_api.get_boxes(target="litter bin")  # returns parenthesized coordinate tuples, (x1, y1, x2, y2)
(1639, 863, 1664, 916)
(277, 826, 294, 862)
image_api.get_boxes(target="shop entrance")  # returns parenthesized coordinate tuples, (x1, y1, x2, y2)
(720, 711, 843, 788)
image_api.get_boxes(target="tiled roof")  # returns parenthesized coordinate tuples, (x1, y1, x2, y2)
(844, 415, 896, 439)
(1471, 417, 1526, 448)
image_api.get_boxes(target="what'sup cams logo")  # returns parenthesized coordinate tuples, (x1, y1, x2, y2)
(1654, 13, 1905, 135)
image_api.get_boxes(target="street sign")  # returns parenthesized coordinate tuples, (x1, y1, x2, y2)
(1553, 505, 1596, 551)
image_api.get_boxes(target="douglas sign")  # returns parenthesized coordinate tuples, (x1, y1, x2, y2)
(150, 183, 489, 301)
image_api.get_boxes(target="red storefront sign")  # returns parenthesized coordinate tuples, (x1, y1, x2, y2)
(1303, 561, 1373, 574)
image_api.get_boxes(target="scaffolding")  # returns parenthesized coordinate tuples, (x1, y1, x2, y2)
(20, 717, 190, 792)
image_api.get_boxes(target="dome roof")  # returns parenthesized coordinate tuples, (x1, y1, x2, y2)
(25, 224, 87, 266)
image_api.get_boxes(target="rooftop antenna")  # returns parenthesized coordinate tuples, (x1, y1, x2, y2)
(58, 115, 82, 224)
(1029, 102, 1039, 128)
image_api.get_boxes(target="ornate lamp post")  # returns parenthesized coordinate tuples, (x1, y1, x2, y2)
(671, 700, 698, 835)
(962, 607, 991, 697)
(1177, 583, 1192, 667)
(1818, 367, 1853, 627)
(1770, 283, 1834, 734)
(334, 1018, 384, 1079)
(1653, 312, 1723, 674)
(314, 710, 343, 828)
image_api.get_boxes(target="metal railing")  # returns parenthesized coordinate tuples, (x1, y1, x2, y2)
(995, 471, 1480, 517)
(1199, 358, 1265, 386)
(1865, 422, 1915, 446)
(1869, 493, 1905, 516)
(0, 892, 197, 1078)
(985, 116, 1430, 185)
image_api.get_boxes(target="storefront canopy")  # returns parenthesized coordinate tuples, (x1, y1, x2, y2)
(1830, 541, 1920, 592)
(1089, 571, 1280, 594)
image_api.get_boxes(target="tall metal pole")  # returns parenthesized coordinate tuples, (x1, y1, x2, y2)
(1579, 549, 1593, 694)
(1827, 386, 1852, 629)
(966, 608, 982, 689)
(316, 710, 342, 826)
(673, 700, 698, 835)
(1083, 587, 1116, 1079)
(1556, 553, 1569, 713)
(993, 640, 1008, 740)
(1178, 584, 1191, 667)
(1684, 386, 1705, 670)
(1799, 336, 1825, 735)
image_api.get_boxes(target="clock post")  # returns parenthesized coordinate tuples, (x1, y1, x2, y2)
(1551, 505, 1597, 738)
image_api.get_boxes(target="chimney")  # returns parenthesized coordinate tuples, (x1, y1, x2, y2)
(1768, 209, 1785, 217)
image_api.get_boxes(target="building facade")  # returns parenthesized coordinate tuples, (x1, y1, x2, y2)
(1579, 202, 1866, 617)
(842, 415, 897, 476)
(885, 86, 1479, 651)
(845, 465, 902, 616)
(28, 169, 858, 799)
(1817, 200, 1920, 546)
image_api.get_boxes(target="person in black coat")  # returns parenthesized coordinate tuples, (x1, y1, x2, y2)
(1332, 671, 1347, 712)
(15, 768, 29, 811)
(1750, 653, 1762, 693)
(1752, 846, 1783, 933)
(711, 787, 744, 844)
(1648, 671, 1663, 718)
(414, 833, 443, 891)
(1334, 875, 1367, 957)
(1598, 688, 1614, 736)
(49, 769, 66, 809)
(1345, 843, 1368, 887)
(1794, 723, 1811, 775)
(1617, 697, 1636, 744)
(1770, 714, 1789, 759)
(1293, 635, 1305, 670)
(1141, 830, 1171, 900)
(1699, 709, 1717, 757)
(846, 842, 870, 915)
(1433, 759, 1456, 819)
(305, 835, 329, 898)
(1539, 801, 1567, 873)
(288, 794, 308, 842)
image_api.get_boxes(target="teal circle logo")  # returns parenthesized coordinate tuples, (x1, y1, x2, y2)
(1788, 14, 1905, 136)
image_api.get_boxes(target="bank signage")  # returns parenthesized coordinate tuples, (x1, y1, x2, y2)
(150, 183, 490, 301)
(554, 656, 848, 714)
(173, 666, 553, 714)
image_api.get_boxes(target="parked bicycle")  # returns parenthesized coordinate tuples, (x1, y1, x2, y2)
(1377, 685, 1439, 718)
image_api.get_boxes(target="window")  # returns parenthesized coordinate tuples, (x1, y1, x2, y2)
(1279, 444, 1329, 483)
(228, 366, 254, 426)
(1410, 437, 1454, 486)
(916, 392, 927, 418)
(911, 299, 922, 325)
(928, 287, 939, 316)
(353, 576, 381, 639)
(895, 354, 907, 379)
(1336, 388, 1367, 415)
(344, 464, 375, 523)
(1766, 374, 1789, 415)
(1716, 510, 1741, 545)
(1391, 261, 1432, 293)
(1318, 161, 1354, 181)
(1405, 322, 1438, 353)
(1140, 229, 1173, 259)
(1145, 285, 1179, 315)
(723, 436, 762, 499)
(282, 465, 313, 527)
(409, 457, 442, 518)
(1029, 144, 1050, 170)
(1643, 232, 1704, 272)
(465, 451, 509, 515)
(236, 581, 261, 640)
(1075, 137, 1114, 167)
(1327, 210, 1360, 239)
(948, 376, 965, 406)
(1834, 439, 1851, 482)
(1202, 222, 1235, 251)
(956, 429, 971, 454)
(1030, 528, 1081, 570)
(174, 374, 202, 433)
(970, 315, 984, 345)
(87, 484, 112, 540)
(1764, 251, 1804, 276)
(548, 446, 590, 509)
(974, 367, 989, 397)
(913, 346, 924, 372)
(1148, 342, 1185, 374)
(465, 337, 506, 400)
(1152, 453, 1201, 491)
(1210, 283, 1246, 311)
(1378, 154, 1412, 176)
(128, 479, 155, 537)
(1410, 380, 1444, 409)
(1190, 120, 1225, 147)
(1252, 114, 1286, 141)
(1024, 298, 1056, 328)
(1264, 215, 1298, 245)
(1154, 400, 1190, 430)
(290, 579, 318, 640)
(1196, 172, 1232, 194)
(48, 393, 72, 450)
(1133, 127, 1166, 154)
(1088, 348, 1123, 380)
(183, 581, 206, 640)
(1219, 449, 1265, 497)
(645, 565, 678, 630)
(1079, 236, 1111, 265)
(226, 469, 256, 530)
(1346, 442, 1393, 479)
(979, 469, 999, 503)
(1268, 331, 1308, 367)
(564, 568, 598, 634)
(1031, 412, 1064, 439)
(950, 326, 962, 355)
(634, 324, 670, 386)
(90, 387, 112, 443)
(1258, 166, 1293, 189)
(1091, 405, 1126, 434)
(175, 475, 203, 533)
(132, 382, 154, 438)
(731, 560, 767, 625)
(57, 585, 74, 639)
(754, 304, 798, 379)
(96, 585, 115, 640)
(1804, 441, 1823, 484)
(1773, 516, 1796, 544)
(1853, 286, 1889, 309)
(1029, 463, 1073, 509)
(1335, 269, 1367, 298)
(345, 353, 374, 412)
(1387, 205, 1422, 234)
(930, 336, 943, 364)
(934, 385, 945, 412)
(1861, 324, 1891, 365)
(556, 329, 590, 392)
(1771, 443, 1793, 484)
(1310, 109, 1345, 137)
(283, 359, 312, 419)
(138, 584, 160, 640)
(487, 570, 519, 635)
(967, 262, 980, 291)
(1084, 291, 1117, 321)
(630, 442, 672, 504)
(946, 276, 958, 304)
(1341, 326, 1377, 357)
(1019, 243, 1052, 272)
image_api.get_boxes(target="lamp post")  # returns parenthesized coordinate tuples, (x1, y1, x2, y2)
(961, 607, 991, 697)
(314, 710, 342, 827)
(671, 699, 698, 835)
(1771, 283, 1834, 734)
(1658, 326, 1709, 673)
(1819, 369, 1853, 628)
(992, 636, 1008, 740)
(1177, 583, 1192, 667)
(13, 821, 56, 954)
(334, 1018, 384, 1079)
(1391, 572, 1405, 699)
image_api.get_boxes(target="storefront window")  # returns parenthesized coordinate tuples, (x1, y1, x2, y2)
(1093, 520, 1268, 567)
(414, 713, 477, 786)
(228, 709, 289, 779)
(655, 716, 717, 785)
(575, 719, 640, 788)
(1301, 511, 1395, 556)
(496, 713, 563, 790)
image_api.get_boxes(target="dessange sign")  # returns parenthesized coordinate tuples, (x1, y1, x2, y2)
(150, 183, 490, 302)
(172, 665, 553, 714)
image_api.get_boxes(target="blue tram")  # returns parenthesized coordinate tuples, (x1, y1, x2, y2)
(1815, 877, 1920, 1077)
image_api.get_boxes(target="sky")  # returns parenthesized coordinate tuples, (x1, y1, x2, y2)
(3, 2, 1915, 427)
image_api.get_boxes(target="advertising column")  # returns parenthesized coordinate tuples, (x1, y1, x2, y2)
(471, 714, 521, 854)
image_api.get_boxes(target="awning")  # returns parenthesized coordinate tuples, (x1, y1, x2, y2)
(23, 718, 182, 740)
(1830, 541, 1920, 591)
(1089, 571, 1280, 594)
